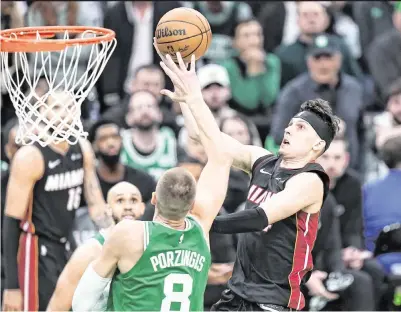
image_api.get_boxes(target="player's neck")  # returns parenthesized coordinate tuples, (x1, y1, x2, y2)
(153, 214, 186, 230)
(131, 128, 158, 153)
(280, 156, 311, 169)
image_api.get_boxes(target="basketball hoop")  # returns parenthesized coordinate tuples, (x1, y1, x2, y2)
(0, 26, 117, 146)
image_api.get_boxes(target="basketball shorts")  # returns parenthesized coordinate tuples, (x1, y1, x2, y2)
(18, 233, 69, 311)
(211, 289, 295, 312)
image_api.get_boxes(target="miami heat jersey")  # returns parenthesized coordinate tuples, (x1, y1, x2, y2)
(228, 155, 329, 310)
(30, 143, 84, 241)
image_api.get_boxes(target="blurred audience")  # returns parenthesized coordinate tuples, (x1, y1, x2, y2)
(270, 34, 365, 171)
(274, 1, 363, 88)
(102, 64, 179, 134)
(99, 1, 181, 106)
(183, 1, 253, 64)
(317, 136, 387, 309)
(352, 1, 395, 71)
(307, 193, 376, 311)
(363, 135, 401, 274)
(220, 18, 281, 140)
(367, 3, 401, 101)
(120, 90, 185, 181)
(178, 64, 262, 148)
(88, 119, 156, 203)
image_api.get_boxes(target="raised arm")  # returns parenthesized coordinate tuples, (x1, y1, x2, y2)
(153, 40, 269, 174)
(79, 139, 113, 229)
(47, 240, 102, 311)
(3, 146, 43, 312)
(211, 172, 324, 234)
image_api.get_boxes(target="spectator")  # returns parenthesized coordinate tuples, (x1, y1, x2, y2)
(317, 136, 387, 309)
(270, 34, 365, 171)
(184, 1, 253, 65)
(88, 119, 156, 203)
(367, 3, 401, 101)
(120, 90, 185, 181)
(102, 64, 179, 135)
(257, 2, 291, 53)
(178, 64, 262, 148)
(363, 135, 401, 274)
(352, 1, 395, 70)
(306, 193, 376, 311)
(326, 1, 361, 60)
(365, 78, 401, 182)
(274, 1, 363, 88)
(100, 1, 181, 105)
(220, 18, 281, 141)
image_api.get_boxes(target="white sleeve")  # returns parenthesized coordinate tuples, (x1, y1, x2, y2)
(72, 263, 111, 311)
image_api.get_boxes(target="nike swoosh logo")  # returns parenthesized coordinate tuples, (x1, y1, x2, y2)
(260, 169, 272, 175)
(48, 160, 61, 169)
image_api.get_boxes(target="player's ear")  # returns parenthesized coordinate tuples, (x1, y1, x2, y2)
(151, 192, 157, 206)
(312, 140, 326, 153)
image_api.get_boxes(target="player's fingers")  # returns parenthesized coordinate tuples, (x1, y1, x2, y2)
(176, 52, 187, 72)
(190, 54, 196, 72)
(322, 290, 339, 300)
(160, 89, 181, 102)
(165, 54, 181, 74)
(159, 62, 182, 86)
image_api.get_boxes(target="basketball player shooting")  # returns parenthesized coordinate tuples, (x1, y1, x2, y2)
(2, 92, 113, 312)
(72, 84, 233, 311)
(156, 48, 340, 311)
(47, 181, 144, 311)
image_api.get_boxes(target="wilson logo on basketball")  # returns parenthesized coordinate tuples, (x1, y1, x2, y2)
(156, 27, 187, 38)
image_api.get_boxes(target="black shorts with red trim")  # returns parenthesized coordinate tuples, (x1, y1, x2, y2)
(211, 289, 295, 311)
(18, 232, 69, 311)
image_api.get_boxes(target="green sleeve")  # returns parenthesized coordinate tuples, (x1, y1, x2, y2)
(220, 54, 281, 110)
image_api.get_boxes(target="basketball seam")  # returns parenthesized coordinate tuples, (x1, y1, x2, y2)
(184, 8, 210, 55)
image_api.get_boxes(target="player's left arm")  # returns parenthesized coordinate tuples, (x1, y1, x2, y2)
(72, 223, 125, 311)
(211, 172, 324, 233)
(80, 139, 114, 229)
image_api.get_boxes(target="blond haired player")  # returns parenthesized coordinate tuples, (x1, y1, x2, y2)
(3, 91, 112, 312)
(72, 61, 233, 310)
(46, 181, 145, 311)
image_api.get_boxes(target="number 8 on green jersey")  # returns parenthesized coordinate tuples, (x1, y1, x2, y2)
(107, 216, 211, 311)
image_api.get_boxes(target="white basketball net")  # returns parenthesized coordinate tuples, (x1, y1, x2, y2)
(0, 29, 117, 146)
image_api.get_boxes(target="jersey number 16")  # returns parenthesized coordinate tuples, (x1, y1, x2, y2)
(161, 273, 193, 312)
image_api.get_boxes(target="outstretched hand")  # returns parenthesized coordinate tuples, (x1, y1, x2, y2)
(153, 37, 202, 103)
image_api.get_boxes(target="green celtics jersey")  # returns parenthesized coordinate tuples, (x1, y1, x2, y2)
(107, 216, 211, 311)
(120, 127, 178, 181)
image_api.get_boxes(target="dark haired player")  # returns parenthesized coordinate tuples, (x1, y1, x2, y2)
(2, 93, 112, 312)
(156, 49, 339, 311)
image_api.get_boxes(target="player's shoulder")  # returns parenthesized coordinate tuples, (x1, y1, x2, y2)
(251, 152, 277, 173)
(12, 145, 44, 176)
(109, 220, 144, 247)
(287, 171, 324, 189)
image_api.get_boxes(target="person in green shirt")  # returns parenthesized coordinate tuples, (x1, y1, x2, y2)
(72, 76, 232, 311)
(47, 181, 145, 311)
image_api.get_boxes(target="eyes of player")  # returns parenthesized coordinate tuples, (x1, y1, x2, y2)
(116, 197, 138, 204)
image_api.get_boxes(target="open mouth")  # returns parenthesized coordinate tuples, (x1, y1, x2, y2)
(282, 138, 290, 145)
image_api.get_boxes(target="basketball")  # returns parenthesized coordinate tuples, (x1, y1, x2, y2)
(155, 8, 212, 63)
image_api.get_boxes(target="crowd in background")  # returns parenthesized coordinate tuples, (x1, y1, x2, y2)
(1, 1, 401, 311)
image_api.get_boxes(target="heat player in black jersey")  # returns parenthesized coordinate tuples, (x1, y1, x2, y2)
(154, 50, 339, 311)
(2, 92, 112, 311)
